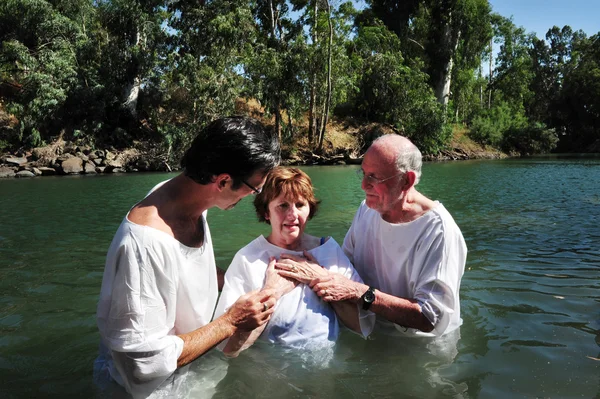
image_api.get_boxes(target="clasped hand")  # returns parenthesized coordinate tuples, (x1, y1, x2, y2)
(275, 251, 329, 285)
(276, 251, 360, 302)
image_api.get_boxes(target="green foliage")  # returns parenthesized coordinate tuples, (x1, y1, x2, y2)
(469, 102, 527, 146)
(0, 0, 597, 158)
(353, 51, 449, 154)
(501, 122, 558, 155)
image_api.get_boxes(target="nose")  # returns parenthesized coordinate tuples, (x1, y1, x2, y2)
(286, 205, 299, 219)
(361, 175, 370, 191)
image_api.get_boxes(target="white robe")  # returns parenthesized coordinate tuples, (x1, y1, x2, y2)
(214, 235, 374, 349)
(95, 210, 218, 398)
(343, 201, 467, 337)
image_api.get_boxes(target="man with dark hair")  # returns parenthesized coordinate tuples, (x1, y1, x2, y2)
(95, 116, 283, 398)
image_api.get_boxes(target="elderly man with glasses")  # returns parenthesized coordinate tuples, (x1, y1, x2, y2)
(277, 134, 467, 338)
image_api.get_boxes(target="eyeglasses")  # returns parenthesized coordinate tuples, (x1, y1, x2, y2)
(241, 179, 262, 194)
(356, 168, 403, 185)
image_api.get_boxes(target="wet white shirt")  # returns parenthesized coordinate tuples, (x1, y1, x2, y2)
(343, 201, 466, 336)
(214, 235, 374, 349)
(95, 212, 218, 398)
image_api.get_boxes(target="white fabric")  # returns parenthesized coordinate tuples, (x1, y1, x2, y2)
(343, 200, 466, 337)
(96, 204, 218, 398)
(214, 235, 374, 349)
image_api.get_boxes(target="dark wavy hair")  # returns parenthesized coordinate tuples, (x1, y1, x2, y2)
(253, 167, 320, 224)
(181, 116, 281, 188)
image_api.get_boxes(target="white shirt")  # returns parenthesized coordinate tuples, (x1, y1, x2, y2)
(95, 212, 218, 398)
(343, 201, 466, 336)
(213, 235, 374, 349)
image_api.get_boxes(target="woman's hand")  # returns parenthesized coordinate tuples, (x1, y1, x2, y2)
(275, 251, 329, 285)
(263, 256, 297, 298)
(310, 273, 363, 303)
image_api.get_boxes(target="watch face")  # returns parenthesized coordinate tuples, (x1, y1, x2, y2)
(364, 289, 375, 303)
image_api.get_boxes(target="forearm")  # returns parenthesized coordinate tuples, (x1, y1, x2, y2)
(176, 315, 236, 368)
(336, 280, 433, 333)
(222, 323, 267, 357)
(331, 300, 361, 334)
(370, 289, 434, 332)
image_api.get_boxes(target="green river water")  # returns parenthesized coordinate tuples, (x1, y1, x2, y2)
(0, 156, 599, 398)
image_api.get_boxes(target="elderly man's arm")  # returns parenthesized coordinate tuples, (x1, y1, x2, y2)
(309, 275, 434, 333)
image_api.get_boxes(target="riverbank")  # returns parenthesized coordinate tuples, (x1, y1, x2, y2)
(0, 120, 506, 178)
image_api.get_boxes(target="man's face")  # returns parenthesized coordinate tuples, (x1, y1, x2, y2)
(219, 171, 267, 210)
(360, 147, 405, 216)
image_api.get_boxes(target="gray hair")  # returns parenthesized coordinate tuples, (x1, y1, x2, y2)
(371, 135, 423, 186)
(396, 144, 422, 185)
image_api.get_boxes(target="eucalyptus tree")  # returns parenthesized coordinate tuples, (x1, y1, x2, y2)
(556, 33, 600, 151)
(350, 21, 449, 153)
(163, 0, 256, 154)
(95, 0, 170, 126)
(367, 0, 492, 115)
(0, 0, 90, 146)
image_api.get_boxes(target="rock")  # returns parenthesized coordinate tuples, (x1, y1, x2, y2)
(0, 167, 16, 178)
(37, 167, 57, 176)
(76, 152, 89, 162)
(111, 168, 126, 173)
(92, 158, 103, 166)
(84, 161, 97, 174)
(3, 156, 28, 166)
(61, 157, 84, 174)
(96, 166, 106, 173)
(32, 146, 56, 161)
(15, 170, 35, 178)
(106, 159, 123, 169)
(57, 154, 74, 163)
(105, 150, 115, 161)
(32, 167, 43, 176)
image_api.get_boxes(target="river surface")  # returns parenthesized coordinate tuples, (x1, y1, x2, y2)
(1, 156, 599, 398)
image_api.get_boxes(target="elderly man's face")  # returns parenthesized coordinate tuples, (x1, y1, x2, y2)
(360, 146, 405, 217)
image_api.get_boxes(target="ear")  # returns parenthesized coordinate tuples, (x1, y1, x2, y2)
(403, 171, 417, 190)
(214, 174, 231, 192)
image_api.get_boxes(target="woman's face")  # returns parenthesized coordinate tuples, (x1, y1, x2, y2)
(266, 193, 311, 248)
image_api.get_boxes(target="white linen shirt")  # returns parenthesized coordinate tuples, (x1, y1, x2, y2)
(96, 212, 218, 398)
(213, 235, 374, 349)
(343, 201, 466, 337)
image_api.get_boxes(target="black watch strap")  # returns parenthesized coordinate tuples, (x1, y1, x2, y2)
(361, 286, 376, 310)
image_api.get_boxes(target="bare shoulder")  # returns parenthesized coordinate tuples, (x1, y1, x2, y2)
(128, 199, 172, 236)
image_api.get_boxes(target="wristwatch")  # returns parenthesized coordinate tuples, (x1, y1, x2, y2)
(361, 287, 376, 310)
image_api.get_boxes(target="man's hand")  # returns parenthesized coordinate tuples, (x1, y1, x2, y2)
(263, 256, 297, 298)
(275, 251, 329, 284)
(310, 273, 364, 303)
(223, 289, 277, 331)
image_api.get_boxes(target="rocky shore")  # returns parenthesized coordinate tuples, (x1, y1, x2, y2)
(0, 127, 507, 179)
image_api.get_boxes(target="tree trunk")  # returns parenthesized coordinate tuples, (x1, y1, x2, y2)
(308, 0, 319, 146)
(122, 29, 142, 117)
(434, 14, 459, 116)
(275, 104, 282, 143)
(317, 0, 333, 153)
(488, 37, 493, 109)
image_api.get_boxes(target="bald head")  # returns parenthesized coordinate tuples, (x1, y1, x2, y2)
(368, 134, 422, 184)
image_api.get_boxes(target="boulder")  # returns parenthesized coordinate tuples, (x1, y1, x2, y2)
(0, 167, 15, 178)
(15, 170, 35, 178)
(37, 167, 57, 176)
(3, 156, 28, 166)
(84, 161, 97, 174)
(61, 157, 84, 174)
